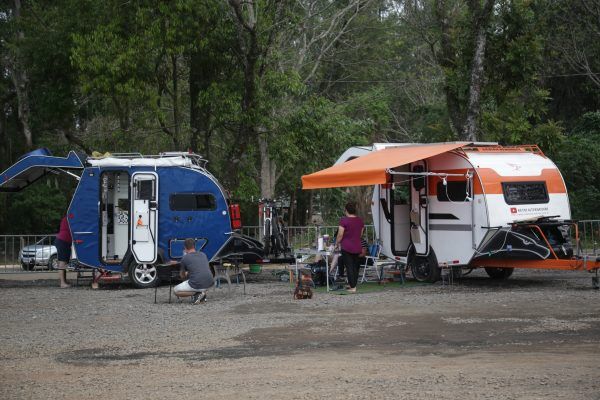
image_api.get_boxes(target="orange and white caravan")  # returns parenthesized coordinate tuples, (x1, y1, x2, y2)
(302, 142, 600, 285)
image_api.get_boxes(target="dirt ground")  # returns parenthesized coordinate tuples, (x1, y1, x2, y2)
(0, 269, 599, 399)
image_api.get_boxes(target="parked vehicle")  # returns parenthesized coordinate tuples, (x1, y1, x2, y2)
(1, 148, 263, 287)
(302, 142, 600, 285)
(19, 237, 58, 271)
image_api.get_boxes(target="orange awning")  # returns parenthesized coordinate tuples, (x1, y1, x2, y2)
(302, 142, 468, 189)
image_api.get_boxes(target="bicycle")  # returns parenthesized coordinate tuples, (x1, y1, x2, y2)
(259, 199, 289, 257)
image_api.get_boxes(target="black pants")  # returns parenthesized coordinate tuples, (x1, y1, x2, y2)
(341, 250, 360, 289)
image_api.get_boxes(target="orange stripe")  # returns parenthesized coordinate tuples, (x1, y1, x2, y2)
(427, 168, 566, 195)
(476, 168, 566, 195)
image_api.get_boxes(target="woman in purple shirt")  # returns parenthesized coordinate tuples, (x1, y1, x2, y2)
(335, 202, 364, 293)
(55, 216, 72, 288)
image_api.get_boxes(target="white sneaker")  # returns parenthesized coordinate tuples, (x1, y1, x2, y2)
(193, 292, 207, 305)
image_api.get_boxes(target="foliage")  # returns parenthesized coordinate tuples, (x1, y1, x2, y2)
(553, 112, 600, 220)
(0, 0, 599, 232)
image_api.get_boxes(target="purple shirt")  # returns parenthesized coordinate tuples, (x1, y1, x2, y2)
(339, 216, 364, 254)
(56, 216, 72, 243)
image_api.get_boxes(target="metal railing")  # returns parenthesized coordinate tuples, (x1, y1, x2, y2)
(578, 220, 600, 255)
(0, 234, 57, 273)
(241, 225, 377, 253)
(4, 221, 594, 273)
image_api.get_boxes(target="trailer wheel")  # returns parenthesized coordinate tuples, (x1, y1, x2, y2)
(129, 262, 159, 288)
(408, 247, 441, 283)
(484, 267, 514, 280)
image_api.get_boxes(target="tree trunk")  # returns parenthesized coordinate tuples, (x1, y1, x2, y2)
(434, 0, 465, 135)
(189, 51, 213, 160)
(258, 134, 276, 199)
(462, 0, 494, 142)
(171, 54, 180, 148)
(11, 0, 33, 149)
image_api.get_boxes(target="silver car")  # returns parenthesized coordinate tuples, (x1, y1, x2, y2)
(19, 237, 58, 271)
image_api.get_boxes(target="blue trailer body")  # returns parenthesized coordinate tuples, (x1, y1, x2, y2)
(1, 149, 263, 287)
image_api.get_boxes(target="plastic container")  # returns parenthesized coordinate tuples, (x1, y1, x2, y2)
(249, 264, 262, 274)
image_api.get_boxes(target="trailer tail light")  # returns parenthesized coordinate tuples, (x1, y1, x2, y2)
(229, 203, 242, 230)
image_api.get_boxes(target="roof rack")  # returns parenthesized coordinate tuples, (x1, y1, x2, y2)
(87, 151, 209, 169)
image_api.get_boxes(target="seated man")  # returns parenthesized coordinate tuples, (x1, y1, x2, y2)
(173, 238, 214, 304)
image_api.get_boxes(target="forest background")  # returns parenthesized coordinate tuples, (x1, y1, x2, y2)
(1, 0, 599, 234)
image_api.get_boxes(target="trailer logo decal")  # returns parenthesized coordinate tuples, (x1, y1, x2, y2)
(510, 206, 549, 216)
(506, 163, 522, 171)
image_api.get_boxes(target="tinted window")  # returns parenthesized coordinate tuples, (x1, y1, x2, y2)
(170, 193, 216, 211)
(137, 180, 155, 200)
(437, 181, 468, 202)
(502, 182, 549, 205)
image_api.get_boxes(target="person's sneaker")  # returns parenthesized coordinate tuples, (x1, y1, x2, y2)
(193, 292, 207, 305)
(190, 293, 199, 303)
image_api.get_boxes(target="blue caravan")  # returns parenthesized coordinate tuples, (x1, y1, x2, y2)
(1, 149, 263, 287)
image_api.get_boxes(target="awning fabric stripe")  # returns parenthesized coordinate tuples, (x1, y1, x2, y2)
(301, 142, 468, 189)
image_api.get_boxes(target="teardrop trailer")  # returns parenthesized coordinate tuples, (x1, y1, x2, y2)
(302, 142, 600, 287)
(0, 149, 263, 288)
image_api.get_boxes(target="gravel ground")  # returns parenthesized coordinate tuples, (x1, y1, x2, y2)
(1, 268, 599, 399)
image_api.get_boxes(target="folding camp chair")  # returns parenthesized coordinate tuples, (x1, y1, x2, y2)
(361, 243, 383, 283)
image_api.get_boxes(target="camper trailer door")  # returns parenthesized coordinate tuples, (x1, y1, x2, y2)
(131, 172, 158, 264)
(411, 162, 429, 256)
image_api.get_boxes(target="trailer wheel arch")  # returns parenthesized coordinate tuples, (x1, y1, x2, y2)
(407, 245, 441, 283)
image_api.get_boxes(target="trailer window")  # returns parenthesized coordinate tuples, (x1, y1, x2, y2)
(437, 181, 468, 202)
(170, 193, 216, 211)
(502, 182, 549, 205)
(136, 180, 155, 201)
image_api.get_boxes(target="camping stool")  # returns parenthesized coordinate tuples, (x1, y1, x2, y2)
(380, 262, 405, 284)
(154, 263, 181, 304)
(213, 257, 246, 295)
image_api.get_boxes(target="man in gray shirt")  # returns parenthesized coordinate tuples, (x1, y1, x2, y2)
(173, 238, 215, 304)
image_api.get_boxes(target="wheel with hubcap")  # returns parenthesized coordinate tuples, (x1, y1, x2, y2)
(484, 267, 514, 280)
(408, 247, 441, 283)
(129, 261, 159, 288)
(47, 255, 58, 271)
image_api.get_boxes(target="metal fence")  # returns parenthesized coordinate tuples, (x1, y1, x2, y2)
(241, 225, 377, 252)
(579, 220, 600, 255)
(0, 234, 57, 273)
(1, 221, 597, 273)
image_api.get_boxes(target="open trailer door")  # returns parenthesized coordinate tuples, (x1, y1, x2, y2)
(131, 172, 158, 264)
(0, 149, 84, 192)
